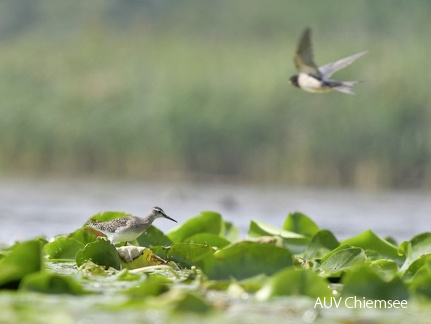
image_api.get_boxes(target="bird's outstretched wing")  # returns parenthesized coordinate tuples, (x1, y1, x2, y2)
(319, 50, 368, 78)
(294, 27, 320, 76)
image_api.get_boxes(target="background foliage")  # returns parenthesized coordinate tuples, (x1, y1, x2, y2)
(1, 0, 431, 188)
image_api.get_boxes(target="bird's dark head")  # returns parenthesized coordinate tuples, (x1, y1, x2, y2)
(289, 75, 299, 88)
(151, 206, 177, 223)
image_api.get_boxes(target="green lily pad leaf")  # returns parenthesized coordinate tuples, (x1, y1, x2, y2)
(75, 238, 121, 270)
(256, 268, 332, 300)
(70, 228, 98, 245)
(183, 233, 230, 249)
(196, 241, 293, 280)
(151, 243, 215, 268)
(248, 220, 309, 254)
(117, 246, 167, 270)
(283, 212, 320, 238)
(407, 255, 431, 299)
(87, 211, 130, 222)
(172, 292, 212, 314)
(116, 269, 141, 281)
(167, 212, 224, 243)
(124, 275, 171, 298)
(78, 260, 109, 276)
(342, 264, 409, 301)
(341, 230, 403, 265)
(369, 259, 399, 281)
(19, 272, 86, 295)
(0, 240, 43, 289)
(402, 253, 431, 282)
(136, 225, 173, 247)
(398, 232, 431, 273)
(44, 237, 85, 260)
(238, 274, 269, 292)
(317, 247, 367, 278)
(224, 221, 239, 242)
(303, 230, 340, 260)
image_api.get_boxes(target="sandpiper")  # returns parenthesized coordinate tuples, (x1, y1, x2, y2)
(86, 206, 177, 245)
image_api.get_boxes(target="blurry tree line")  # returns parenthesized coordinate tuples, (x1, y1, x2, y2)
(1, 0, 431, 189)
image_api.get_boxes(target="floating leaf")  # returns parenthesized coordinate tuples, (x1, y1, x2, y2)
(75, 238, 121, 270)
(369, 259, 399, 281)
(402, 253, 431, 282)
(86, 211, 130, 223)
(125, 275, 171, 298)
(341, 230, 403, 265)
(283, 212, 320, 238)
(196, 241, 293, 280)
(116, 269, 141, 281)
(70, 228, 98, 245)
(223, 221, 239, 242)
(303, 230, 339, 260)
(183, 233, 230, 249)
(172, 292, 212, 314)
(317, 247, 367, 278)
(19, 272, 86, 295)
(398, 233, 431, 273)
(78, 260, 109, 276)
(44, 237, 85, 260)
(117, 246, 167, 270)
(136, 225, 173, 247)
(256, 268, 332, 300)
(151, 243, 215, 268)
(248, 220, 309, 254)
(407, 255, 431, 299)
(0, 240, 43, 289)
(342, 264, 409, 301)
(167, 212, 224, 243)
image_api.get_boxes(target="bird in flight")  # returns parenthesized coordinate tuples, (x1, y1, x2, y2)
(289, 27, 368, 95)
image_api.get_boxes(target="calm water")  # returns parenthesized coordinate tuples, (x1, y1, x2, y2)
(0, 178, 430, 244)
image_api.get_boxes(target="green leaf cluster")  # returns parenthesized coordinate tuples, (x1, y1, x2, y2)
(2, 210, 431, 318)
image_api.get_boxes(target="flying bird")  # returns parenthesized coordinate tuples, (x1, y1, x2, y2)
(289, 27, 368, 94)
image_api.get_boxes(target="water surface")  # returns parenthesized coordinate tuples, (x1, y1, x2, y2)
(0, 179, 429, 244)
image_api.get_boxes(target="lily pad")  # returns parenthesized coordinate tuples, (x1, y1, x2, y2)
(75, 238, 122, 270)
(196, 241, 293, 280)
(0, 240, 44, 289)
(407, 255, 431, 299)
(19, 272, 87, 295)
(342, 264, 409, 301)
(317, 247, 367, 278)
(167, 211, 224, 243)
(86, 211, 130, 222)
(256, 268, 332, 300)
(248, 220, 309, 254)
(117, 246, 168, 269)
(303, 230, 340, 260)
(398, 232, 431, 273)
(224, 221, 239, 242)
(283, 212, 320, 238)
(183, 233, 230, 249)
(172, 292, 212, 314)
(136, 225, 173, 247)
(70, 228, 99, 245)
(151, 243, 215, 268)
(341, 230, 403, 265)
(44, 237, 85, 260)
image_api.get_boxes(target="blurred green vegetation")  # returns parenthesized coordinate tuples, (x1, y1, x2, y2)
(1, 0, 431, 188)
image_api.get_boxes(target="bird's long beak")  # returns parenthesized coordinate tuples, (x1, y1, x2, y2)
(164, 214, 177, 223)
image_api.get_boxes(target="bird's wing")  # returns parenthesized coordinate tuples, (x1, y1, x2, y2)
(294, 27, 321, 76)
(318, 50, 368, 78)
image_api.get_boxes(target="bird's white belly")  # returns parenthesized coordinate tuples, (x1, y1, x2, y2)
(298, 73, 332, 93)
(109, 231, 142, 244)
